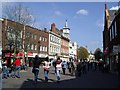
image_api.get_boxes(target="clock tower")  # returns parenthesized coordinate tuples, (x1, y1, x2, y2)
(62, 20, 70, 39)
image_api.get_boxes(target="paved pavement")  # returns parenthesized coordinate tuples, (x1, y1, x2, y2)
(2, 67, 120, 89)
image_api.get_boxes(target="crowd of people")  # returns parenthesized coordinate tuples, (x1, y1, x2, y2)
(0, 54, 115, 88)
(32, 55, 110, 84)
(1, 56, 22, 79)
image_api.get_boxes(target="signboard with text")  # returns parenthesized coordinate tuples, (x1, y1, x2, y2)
(113, 45, 120, 54)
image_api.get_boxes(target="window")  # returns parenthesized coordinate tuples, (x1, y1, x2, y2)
(51, 36, 54, 42)
(56, 38, 58, 43)
(53, 36, 54, 42)
(110, 28, 112, 41)
(34, 35, 37, 39)
(43, 46, 45, 51)
(58, 39, 60, 44)
(40, 46, 42, 51)
(50, 35, 53, 42)
(21, 31, 23, 38)
(50, 35, 52, 41)
(112, 25, 114, 39)
(50, 46, 52, 52)
(39, 36, 42, 41)
(35, 44, 37, 50)
(31, 44, 34, 50)
(43, 37, 45, 41)
(53, 46, 55, 52)
(52, 46, 53, 52)
(45, 46, 47, 52)
(31, 34, 34, 39)
(27, 44, 30, 50)
(114, 21, 117, 36)
(45, 38, 47, 42)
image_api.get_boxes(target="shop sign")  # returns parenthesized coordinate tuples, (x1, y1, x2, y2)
(113, 45, 120, 54)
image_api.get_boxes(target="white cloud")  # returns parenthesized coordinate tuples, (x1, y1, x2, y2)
(109, 6, 119, 10)
(76, 9, 88, 15)
(55, 11, 62, 16)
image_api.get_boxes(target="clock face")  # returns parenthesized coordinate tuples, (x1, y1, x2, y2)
(63, 29, 69, 33)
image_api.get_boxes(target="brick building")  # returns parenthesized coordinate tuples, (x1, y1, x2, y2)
(1, 18, 49, 66)
(1, 18, 78, 66)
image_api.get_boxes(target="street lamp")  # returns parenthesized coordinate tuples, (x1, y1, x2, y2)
(38, 41, 40, 54)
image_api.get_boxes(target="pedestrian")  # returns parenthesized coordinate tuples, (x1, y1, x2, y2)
(117, 59, 120, 76)
(14, 56, 21, 78)
(71, 60, 76, 76)
(42, 57, 51, 82)
(68, 59, 74, 75)
(10, 63, 16, 78)
(32, 55, 41, 83)
(94, 61, 97, 71)
(0, 59, 2, 90)
(55, 57, 62, 83)
(76, 60, 82, 76)
(62, 60, 67, 75)
(52, 59, 57, 74)
(82, 60, 87, 74)
(68, 59, 75, 76)
(2, 61, 9, 79)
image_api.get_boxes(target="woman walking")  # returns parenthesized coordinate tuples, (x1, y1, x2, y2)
(55, 57, 62, 83)
(43, 57, 51, 82)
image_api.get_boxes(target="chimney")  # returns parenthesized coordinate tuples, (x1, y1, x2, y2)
(60, 29, 63, 33)
(51, 23, 56, 33)
(44, 28, 47, 32)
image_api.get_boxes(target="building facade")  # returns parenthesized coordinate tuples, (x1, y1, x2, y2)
(61, 35, 69, 62)
(2, 18, 49, 66)
(103, 3, 120, 71)
(1, 18, 78, 66)
(48, 23, 61, 60)
(0, 19, 3, 59)
(60, 20, 70, 62)
(69, 42, 77, 60)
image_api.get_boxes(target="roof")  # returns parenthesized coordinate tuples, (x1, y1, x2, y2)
(108, 10, 117, 22)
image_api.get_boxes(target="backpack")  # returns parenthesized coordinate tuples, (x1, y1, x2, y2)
(77, 62, 81, 71)
(52, 61, 56, 67)
(69, 62, 74, 68)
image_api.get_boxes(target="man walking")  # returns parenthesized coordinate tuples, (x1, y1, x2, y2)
(32, 55, 41, 83)
(62, 60, 67, 75)
(14, 56, 21, 78)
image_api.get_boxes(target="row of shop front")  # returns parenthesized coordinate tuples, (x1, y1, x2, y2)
(2, 51, 73, 67)
(104, 45, 120, 72)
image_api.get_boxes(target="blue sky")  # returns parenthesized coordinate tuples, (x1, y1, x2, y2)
(2, 2, 119, 53)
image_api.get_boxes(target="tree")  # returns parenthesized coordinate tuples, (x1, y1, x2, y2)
(94, 48, 103, 61)
(77, 46, 89, 60)
(2, 3, 35, 25)
(2, 3, 35, 52)
(2, 2, 35, 64)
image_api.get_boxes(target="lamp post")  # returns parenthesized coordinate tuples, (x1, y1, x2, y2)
(7, 42, 14, 67)
(38, 41, 40, 55)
